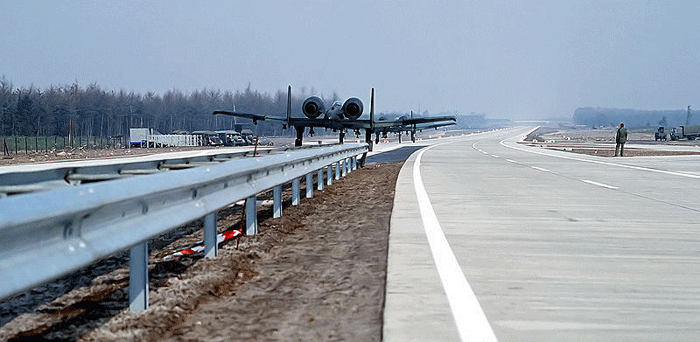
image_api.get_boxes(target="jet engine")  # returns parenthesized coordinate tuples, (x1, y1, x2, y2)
(341, 97, 363, 120)
(302, 96, 325, 119)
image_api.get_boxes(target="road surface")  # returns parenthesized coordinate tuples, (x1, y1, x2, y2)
(384, 127, 700, 341)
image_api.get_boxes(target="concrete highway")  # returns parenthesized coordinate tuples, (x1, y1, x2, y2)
(384, 127, 700, 341)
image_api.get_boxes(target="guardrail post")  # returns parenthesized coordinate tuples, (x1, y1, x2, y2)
(317, 168, 324, 191)
(273, 185, 283, 218)
(245, 196, 258, 235)
(326, 165, 333, 186)
(204, 212, 218, 258)
(292, 178, 300, 205)
(352, 156, 357, 171)
(342, 159, 348, 177)
(335, 161, 341, 180)
(129, 241, 149, 312)
(306, 173, 313, 198)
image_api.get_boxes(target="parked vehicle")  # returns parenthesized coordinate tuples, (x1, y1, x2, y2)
(654, 127, 670, 141)
(232, 136, 247, 146)
(257, 137, 275, 146)
(192, 131, 224, 146)
(670, 125, 700, 140)
(215, 130, 240, 146)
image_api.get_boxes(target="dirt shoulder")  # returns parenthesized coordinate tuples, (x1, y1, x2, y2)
(86, 162, 400, 342)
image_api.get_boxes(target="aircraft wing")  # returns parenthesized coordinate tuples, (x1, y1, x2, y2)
(212, 110, 288, 124)
(379, 121, 456, 133)
(417, 121, 457, 130)
(372, 115, 457, 128)
(214, 110, 455, 131)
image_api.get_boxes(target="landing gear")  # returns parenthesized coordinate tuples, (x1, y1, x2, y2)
(294, 126, 304, 147)
(365, 129, 374, 151)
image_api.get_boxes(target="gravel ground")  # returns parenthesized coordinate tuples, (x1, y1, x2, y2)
(0, 146, 220, 166)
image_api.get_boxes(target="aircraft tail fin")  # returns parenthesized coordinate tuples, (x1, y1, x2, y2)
(285, 85, 292, 129)
(370, 88, 375, 129)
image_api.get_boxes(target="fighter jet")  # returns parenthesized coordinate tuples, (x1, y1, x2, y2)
(374, 112, 457, 143)
(212, 86, 456, 151)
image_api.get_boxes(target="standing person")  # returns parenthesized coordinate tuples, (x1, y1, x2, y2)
(615, 123, 628, 157)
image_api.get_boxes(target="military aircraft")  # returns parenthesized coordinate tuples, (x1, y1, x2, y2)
(374, 112, 457, 143)
(212, 86, 456, 151)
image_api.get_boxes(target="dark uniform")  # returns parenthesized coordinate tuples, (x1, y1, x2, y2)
(615, 124, 628, 157)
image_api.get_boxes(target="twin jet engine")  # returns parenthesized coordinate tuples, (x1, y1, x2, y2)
(302, 96, 364, 121)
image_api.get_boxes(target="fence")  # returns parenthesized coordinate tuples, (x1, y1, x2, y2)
(2, 136, 121, 155)
(149, 134, 200, 147)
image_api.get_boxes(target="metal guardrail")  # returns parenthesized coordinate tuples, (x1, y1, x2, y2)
(0, 144, 341, 196)
(0, 143, 368, 307)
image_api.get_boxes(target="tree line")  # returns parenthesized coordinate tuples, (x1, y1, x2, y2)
(573, 107, 696, 128)
(0, 77, 322, 139)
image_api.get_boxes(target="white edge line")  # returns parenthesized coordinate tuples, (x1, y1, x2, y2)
(531, 166, 550, 172)
(581, 179, 619, 189)
(413, 143, 498, 342)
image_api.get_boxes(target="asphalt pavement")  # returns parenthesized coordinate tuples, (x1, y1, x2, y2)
(383, 128, 700, 341)
(366, 145, 425, 164)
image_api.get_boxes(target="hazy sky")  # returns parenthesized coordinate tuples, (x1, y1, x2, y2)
(1, 1, 699, 119)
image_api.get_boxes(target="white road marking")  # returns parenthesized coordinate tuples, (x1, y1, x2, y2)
(491, 154, 499, 158)
(413, 143, 498, 342)
(500, 137, 700, 179)
(531, 166, 551, 172)
(506, 159, 517, 163)
(580, 179, 619, 189)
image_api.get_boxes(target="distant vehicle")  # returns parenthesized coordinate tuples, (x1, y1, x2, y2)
(670, 125, 700, 140)
(232, 135, 247, 146)
(192, 131, 224, 146)
(213, 130, 274, 146)
(654, 127, 670, 141)
(215, 130, 241, 146)
(206, 136, 224, 146)
(257, 137, 274, 146)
